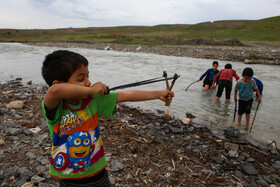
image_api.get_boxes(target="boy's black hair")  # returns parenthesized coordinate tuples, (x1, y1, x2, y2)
(212, 61, 219, 66)
(242, 67, 254, 77)
(42, 50, 89, 86)
(225, 63, 232, 69)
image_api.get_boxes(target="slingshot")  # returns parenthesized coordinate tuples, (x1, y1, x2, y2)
(107, 72, 180, 96)
(163, 72, 180, 106)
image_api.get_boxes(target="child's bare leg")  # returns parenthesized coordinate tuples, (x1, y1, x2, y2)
(215, 96, 220, 101)
(244, 113, 250, 131)
(204, 85, 210, 90)
(225, 99, 230, 102)
(238, 115, 242, 127)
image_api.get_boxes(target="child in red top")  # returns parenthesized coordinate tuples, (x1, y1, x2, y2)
(211, 63, 239, 102)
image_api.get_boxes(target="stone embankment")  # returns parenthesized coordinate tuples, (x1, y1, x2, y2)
(0, 79, 280, 186)
(29, 42, 280, 65)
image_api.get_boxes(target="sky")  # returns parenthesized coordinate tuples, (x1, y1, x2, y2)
(0, 0, 279, 29)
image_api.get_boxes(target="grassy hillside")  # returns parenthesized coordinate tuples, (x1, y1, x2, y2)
(0, 16, 279, 45)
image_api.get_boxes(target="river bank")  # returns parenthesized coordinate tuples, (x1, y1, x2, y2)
(28, 42, 280, 65)
(0, 79, 280, 187)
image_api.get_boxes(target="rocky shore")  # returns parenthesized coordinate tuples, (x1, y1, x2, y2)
(0, 79, 280, 187)
(28, 42, 280, 65)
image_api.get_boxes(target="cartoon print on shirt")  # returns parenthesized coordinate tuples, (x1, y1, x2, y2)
(51, 131, 96, 174)
(66, 132, 94, 173)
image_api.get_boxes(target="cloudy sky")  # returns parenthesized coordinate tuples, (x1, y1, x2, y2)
(0, 0, 279, 29)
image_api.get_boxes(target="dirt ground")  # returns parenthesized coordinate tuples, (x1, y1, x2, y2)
(29, 42, 280, 65)
(0, 84, 234, 186)
(101, 105, 234, 186)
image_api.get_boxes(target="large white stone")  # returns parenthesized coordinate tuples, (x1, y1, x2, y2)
(6, 100, 24, 109)
(29, 126, 41, 134)
(182, 118, 191, 125)
(22, 182, 34, 187)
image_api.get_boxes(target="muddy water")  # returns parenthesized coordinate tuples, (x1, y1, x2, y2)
(0, 43, 279, 145)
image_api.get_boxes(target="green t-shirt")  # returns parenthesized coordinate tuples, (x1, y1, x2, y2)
(235, 79, 258, 100)
(42, 93, 117, 179)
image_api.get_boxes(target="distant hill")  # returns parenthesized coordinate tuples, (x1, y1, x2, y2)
(0, 16, 279, 45)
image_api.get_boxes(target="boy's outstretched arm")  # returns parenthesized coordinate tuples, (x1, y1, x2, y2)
(197, 69, 210, 82)
(44, 82, 107, 110)
(256, 89, 262, 103)
(116, 90, 174, 103)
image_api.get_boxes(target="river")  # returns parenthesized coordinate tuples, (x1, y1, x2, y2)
(0, 43, 279, 145)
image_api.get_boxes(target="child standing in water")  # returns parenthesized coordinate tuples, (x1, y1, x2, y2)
(252, 77, 263, 95)
(234, 68, 261, 131)
(197, 61, 219, 90)
(211, 63, 239, 102)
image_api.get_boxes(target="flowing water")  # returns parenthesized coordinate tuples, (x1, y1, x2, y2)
(0, 43, 279, 145)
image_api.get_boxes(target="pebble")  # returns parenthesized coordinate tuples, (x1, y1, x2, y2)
(224, 126, 241, 138)
(182, 118, 191, 125)
(22, 182, 34, 187)
(26, 152, 36, 160)
(224, 142, 239, 151)
(228, 150, 238, 158)
(185, 112, 195, 119)
(262, 175, 273, 184)
(111, 160, 124, 171)
(31, 175, 46, 185)
(15, 179, 27, 187)
(241, 163, 258, 175)
(6, 100, 24, 109)
(162, 112, 172, 121)
(272, 162, 280, 170)
(169, 126, 183, 133)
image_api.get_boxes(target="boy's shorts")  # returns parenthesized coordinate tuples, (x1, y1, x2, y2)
(238, 99, 253, 115)
(59, 169, 111, 187)
(216, 80, 232, 99)
(203, 79, 213, 87)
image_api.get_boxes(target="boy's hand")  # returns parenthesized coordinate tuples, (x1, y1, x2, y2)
(258, 96, 262, 103)
(159, 89, 174, 103)
(90, 82, 107, 95)
(196, 79, 200, 82)
(210, 85, 214, 90)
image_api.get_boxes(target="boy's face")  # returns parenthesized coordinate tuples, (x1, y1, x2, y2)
(242, 75, 252, 83)
(68, 65, 91, 87)
(212, 64, 218, 71)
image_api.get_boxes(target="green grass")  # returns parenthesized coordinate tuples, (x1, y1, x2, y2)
(247, 53, 269, 60)
(0, 16, 279, 45)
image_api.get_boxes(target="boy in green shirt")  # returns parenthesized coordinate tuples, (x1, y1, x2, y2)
(41, 50, 174, 186)
(234, 68, 261, 131)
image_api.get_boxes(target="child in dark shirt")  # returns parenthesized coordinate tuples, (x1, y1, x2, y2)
(197, 61, 219, 90)
(252, 77, 263, 95)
